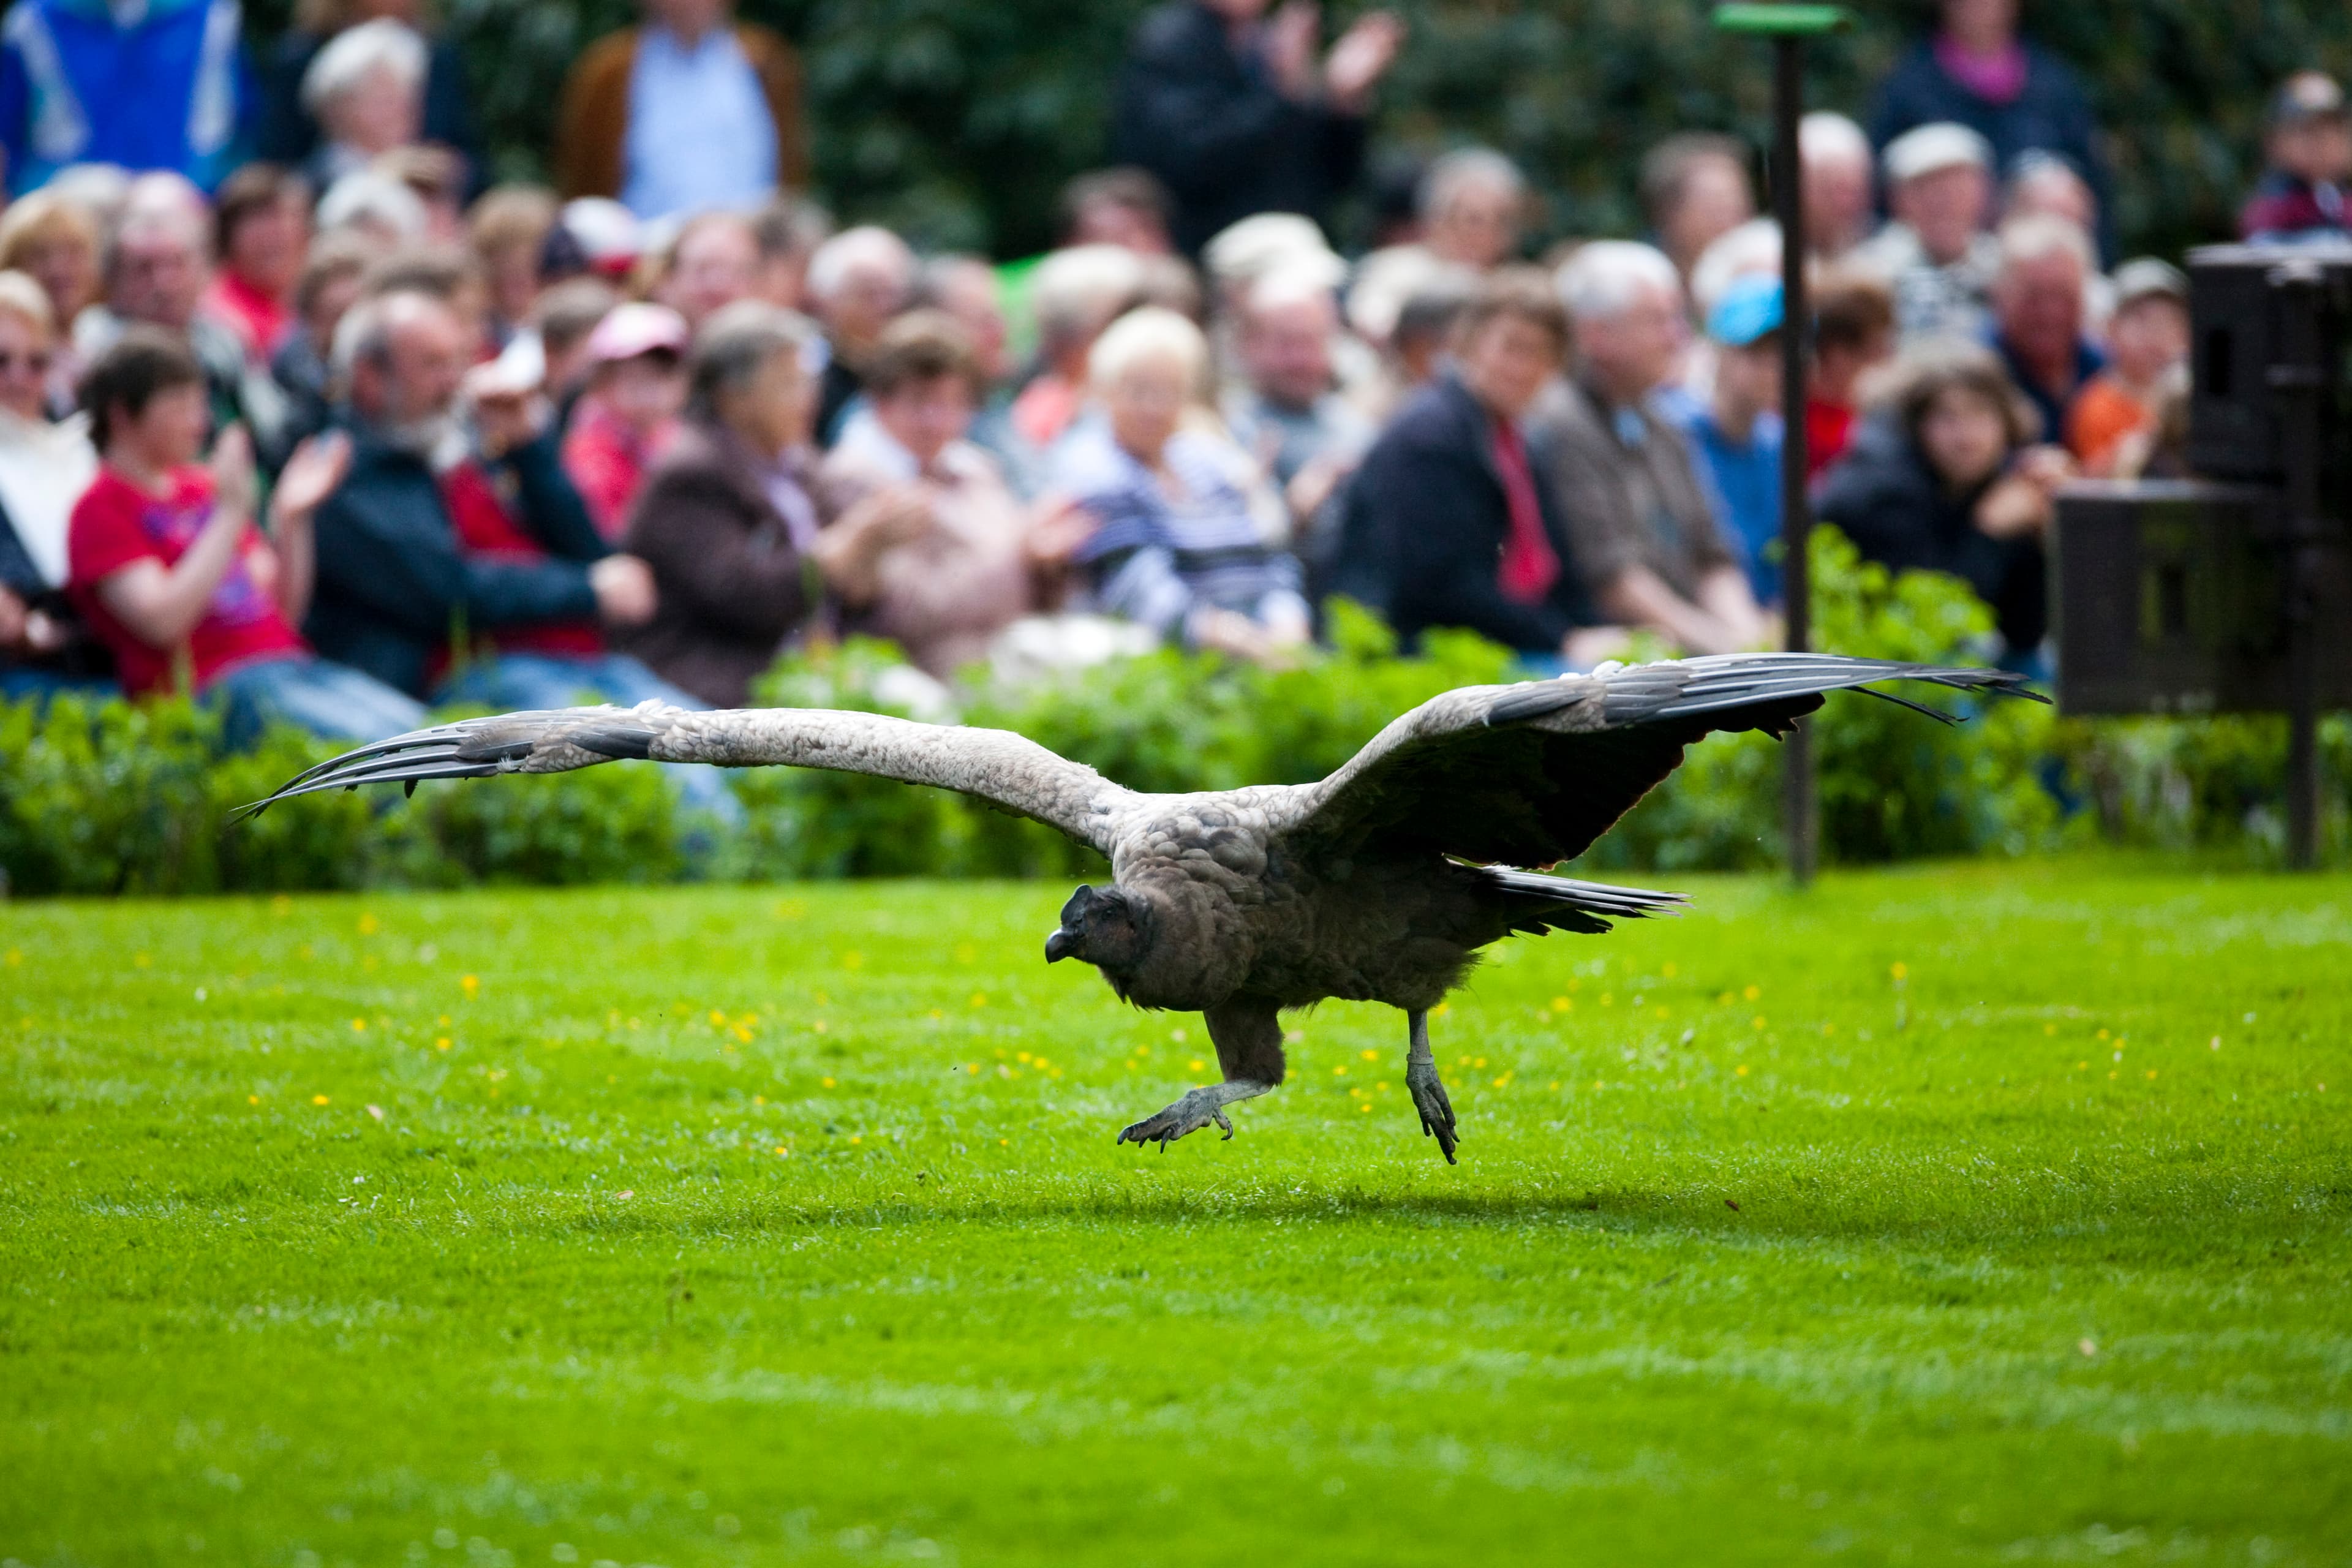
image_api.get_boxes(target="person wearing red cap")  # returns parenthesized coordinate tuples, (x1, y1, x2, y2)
(560, 302, 688, 541)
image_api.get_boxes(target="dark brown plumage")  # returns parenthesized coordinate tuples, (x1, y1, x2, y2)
(246, 653, 2042, 1161)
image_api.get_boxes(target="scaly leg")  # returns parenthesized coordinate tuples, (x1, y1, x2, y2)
(1405, 1008, 1458, 1164)
(1117, 998, 1286, 1151)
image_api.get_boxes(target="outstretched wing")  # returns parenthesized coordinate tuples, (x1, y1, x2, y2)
(1275, 653, 2045, 868)
(241, 703, 1131, 856)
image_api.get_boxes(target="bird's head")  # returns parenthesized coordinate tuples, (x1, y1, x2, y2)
(1044, 884, 1153, 976)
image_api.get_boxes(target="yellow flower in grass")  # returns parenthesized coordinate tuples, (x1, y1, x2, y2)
(311, 1094, 330, 1105)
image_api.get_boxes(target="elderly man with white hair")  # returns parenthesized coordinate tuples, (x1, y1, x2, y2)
(1221, 262, 1372, 548)
(1529, 241, 1766, 657)
(1854, 121, 2001, 344)
(805, 224, 916, 445)
(1988, 213, 2104, 442)
(1417, 147, 1525, 271)
(1800, 111, 1875, 262)
(299, 18, 430, 188)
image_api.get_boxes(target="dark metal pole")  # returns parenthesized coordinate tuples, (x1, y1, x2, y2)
(2269, 262, 2325, 870)
(1772, 34, 1817, 885)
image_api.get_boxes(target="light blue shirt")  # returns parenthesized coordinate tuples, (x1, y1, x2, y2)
(619, 23, 777, 221)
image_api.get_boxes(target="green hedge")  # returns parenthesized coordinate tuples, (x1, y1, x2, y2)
(4, 533, 2340, 897)
(285, 0, 2352, 261)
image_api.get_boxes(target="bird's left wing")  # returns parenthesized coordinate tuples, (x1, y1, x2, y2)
(1273, 653, 2045, 868)
(240, 703, 1132, 856)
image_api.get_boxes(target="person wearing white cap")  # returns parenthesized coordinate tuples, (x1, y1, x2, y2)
(560, 302, 688, 540)
(1853, 121, 1999, 345)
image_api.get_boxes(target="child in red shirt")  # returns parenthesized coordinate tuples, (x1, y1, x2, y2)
(67, 327, 425, 743)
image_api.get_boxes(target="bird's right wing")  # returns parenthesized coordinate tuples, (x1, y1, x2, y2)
(240, 703, 1131, 856)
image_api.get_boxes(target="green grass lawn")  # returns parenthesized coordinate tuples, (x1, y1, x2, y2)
(3, 861, 2348, 1566)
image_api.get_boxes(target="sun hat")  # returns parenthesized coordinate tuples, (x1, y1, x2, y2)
(582, 301, 688, 366)
(1882, 122, 1994, 184)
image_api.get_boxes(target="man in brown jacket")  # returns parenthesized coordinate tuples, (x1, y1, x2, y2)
(554, 0, 810, 221)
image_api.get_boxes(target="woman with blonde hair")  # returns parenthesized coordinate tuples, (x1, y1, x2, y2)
(0, 192, 103, 413)
(0, 271, 109, 699)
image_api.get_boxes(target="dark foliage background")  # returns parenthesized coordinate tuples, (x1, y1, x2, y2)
(213, 0, 2352, 259)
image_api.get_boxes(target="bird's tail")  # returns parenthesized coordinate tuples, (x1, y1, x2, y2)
(1479, 865, 1688, 936)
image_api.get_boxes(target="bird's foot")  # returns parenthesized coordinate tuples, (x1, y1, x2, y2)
(1407, 1055, 1458, 1164)
(1117, 1083, 1257, 1151)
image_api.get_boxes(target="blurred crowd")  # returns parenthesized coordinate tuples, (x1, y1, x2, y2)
(2, 0, 2347, 754)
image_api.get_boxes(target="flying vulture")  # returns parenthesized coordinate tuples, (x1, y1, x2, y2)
(248, 652, 2040, 1161)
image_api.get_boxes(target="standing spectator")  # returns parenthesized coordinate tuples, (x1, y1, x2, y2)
(819, 311, 1060, 680)
(750, 194, 834, 312)
(271, 230, 372, 451)
(2240, 72, 2352, 245)
(255, 0, 480, 178)
(1329, 268, 1614, 664)
(1533, 241, 1766, 657)
(1415, 148, 1526, 272)
(0, 0, 255, 195)
(1048, 307, 1308, 662)
(1640, 132, 1755, 288)
(1801, 111, 1876, 263)
(1664, 273, 1785, 608)
(2067, 258, 2188, 477)
(560, 302, 688, 541)
(0, 271, 110, 700)
(1221, 262, 1371, 555)
(468, 186, 560, 346)
(617, 301, 820, 707)
(805, 225, 916, 447)
(296, 18, 429, 189)
(201, 164, 311, 368)
(1989, 213, 2102, 445)
(1061, 168, 1176, 256)
(554, 0, 808, 221)
(1853, 122, 1999, 345)
(1110, 0, 1403, 256)
(0, 190, 104, 413)
(1816, 342, 2063, 664)
(652, 211, 761, 333)
(1867, 0, 2110, 260)
(1805, 266, 1897, 480)
(1012, 247, 1147, 454)
(66, 328, 424, 741)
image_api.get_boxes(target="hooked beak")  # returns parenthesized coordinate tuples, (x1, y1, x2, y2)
(1044, 929, 1079, 963)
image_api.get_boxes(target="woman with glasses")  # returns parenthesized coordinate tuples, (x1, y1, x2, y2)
(0, 270, 113, 703)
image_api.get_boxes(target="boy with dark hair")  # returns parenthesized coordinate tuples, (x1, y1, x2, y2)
(66, 328, 424, 742)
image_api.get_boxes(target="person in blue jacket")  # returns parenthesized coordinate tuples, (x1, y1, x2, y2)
(0, 0, 257, 194)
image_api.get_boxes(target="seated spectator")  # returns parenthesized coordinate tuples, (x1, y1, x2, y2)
(1664, 274, 1785, 607)
(298, 18, 431, 190)
(375, 142, 470, 243)
(652, 210, 761, 333)
(561, 303, 688, 540)
(202, 164, 312, 368)
(0, 190, 104, 413)
(1049, 306, 1308, 663)
(1641, 132, 1755, 287)
(2241, 72, 2351, 245)
(805, 226, 916, 446)
(270, 229, 373, 452)
(356, 244, 495, 365)
(2002, 148, 2096, 233)
(1868, 0, 2109, 259)
(1221, 262, 1372, 556)
(1416, 148, 1526, 271)
(315, 167, 431, 247)
(1805, 266, 1898, 480)
(1816, 342, 2064, 664)
(751, 194, 834, 311)
(616, 301, 820, 707)
(1344, 247, 1474, 420)
(81, 176, 290, 462)
(1989, 214, 2103, 445)
(0, 271, 110, 701)
(1534, 242, 1767, 657)
(1801, 111, 1876, 263)
(1855, 122, 1999, 344)
(467, 185, 560, 346)
(1110, 0, 1401, 255)
(1011, 247, 1147, 454)
(1061, 168, 1175, 256)
(819, 311, 1061, 679)
(527, 276, 622, 423)
(66, 329, 424, 741)
(0, 0, 255, 194)
(2067, 258, 2188, 477)
(257, 0, 479, 175)
(914, 254, 1033, 494)
(1330, 268, 1615, 663)
(554, 0, 808, 221)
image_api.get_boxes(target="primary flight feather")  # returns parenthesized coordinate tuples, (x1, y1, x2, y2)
(247, 652, 2043, 1161)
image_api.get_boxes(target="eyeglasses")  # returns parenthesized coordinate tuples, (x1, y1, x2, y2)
(0, 350, 50, 376)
